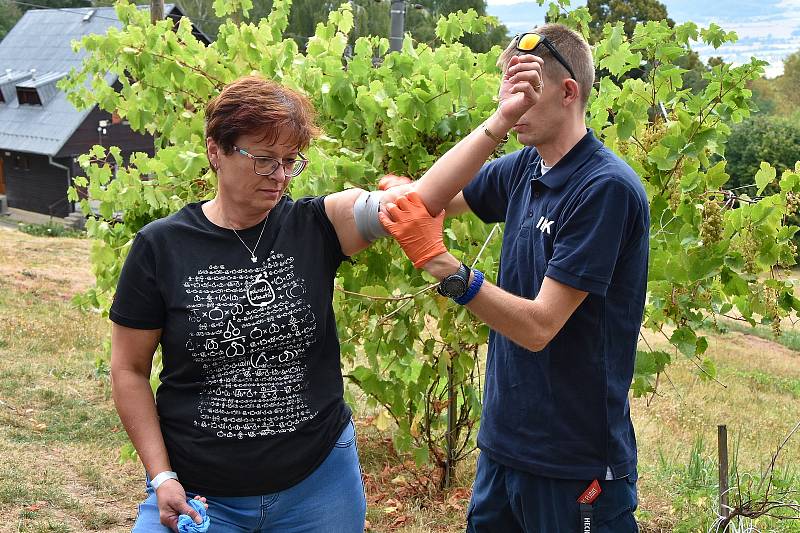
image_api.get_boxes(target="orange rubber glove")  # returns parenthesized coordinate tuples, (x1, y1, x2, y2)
(378, 191, 447, 268)
(378, 174, 413, 190)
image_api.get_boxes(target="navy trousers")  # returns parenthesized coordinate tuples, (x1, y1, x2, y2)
(466, 452, 639, 533)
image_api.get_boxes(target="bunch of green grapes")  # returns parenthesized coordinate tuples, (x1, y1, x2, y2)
(626, 118, 669, 169)
(667, 184, 682, 212)
(785, 192, 800, 217)
(732, 232, 760, 275)
(765, 287, 782, 336)
(700, 199, 724, 245)
(780, 241, 798, 269)
(639, 117, 668, 152)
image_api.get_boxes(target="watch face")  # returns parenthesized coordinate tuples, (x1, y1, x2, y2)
(440, 276, 468, 298)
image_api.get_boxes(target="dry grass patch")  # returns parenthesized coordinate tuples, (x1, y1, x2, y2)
(0, 230, 141, 532)
(0, 226, 93, 301)
(633, 331, 800, 530)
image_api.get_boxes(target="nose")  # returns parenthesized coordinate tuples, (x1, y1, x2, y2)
(269, 165, 289, 183)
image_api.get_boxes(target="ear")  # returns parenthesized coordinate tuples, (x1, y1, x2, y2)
(562, 78, 581, 107)
(206, 137, 220, 170)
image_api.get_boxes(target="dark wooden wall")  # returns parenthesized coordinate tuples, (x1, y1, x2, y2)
(56, 105, 154, 159)
(1, 152, 72, 217)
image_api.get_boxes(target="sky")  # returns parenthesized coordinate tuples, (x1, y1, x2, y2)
(485, 0, 800, 77)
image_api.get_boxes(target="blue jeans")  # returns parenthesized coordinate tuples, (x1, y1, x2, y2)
(466, 452, 638, 533)
(132, 420, 366, 532)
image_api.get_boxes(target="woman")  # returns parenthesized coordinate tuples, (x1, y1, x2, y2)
(111, 76, 379, 532)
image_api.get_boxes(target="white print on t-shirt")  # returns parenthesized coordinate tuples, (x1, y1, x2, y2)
(183, 251, 318, 440)
(536, 216, 554, 235)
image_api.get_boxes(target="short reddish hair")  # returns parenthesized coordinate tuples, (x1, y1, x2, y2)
(205, 76, 320, 154)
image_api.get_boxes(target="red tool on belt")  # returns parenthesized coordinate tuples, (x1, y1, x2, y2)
(577, 480, 602, 533)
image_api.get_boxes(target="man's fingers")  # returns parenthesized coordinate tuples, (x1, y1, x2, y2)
(510, 70, 542, 87)
(510, 82, 536, 100)
(515, 53, 544, 66)
(507, 60, 543, 78)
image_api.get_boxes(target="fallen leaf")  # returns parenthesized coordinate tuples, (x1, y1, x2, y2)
(390, 515, 410, 528)
(25, 501, 47, 512)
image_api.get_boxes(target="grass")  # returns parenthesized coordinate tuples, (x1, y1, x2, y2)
(0, 228, 139, 532)
(1, 225, 799, 531)
(721, 318, 800, 352)
(16, 222, 85, 239)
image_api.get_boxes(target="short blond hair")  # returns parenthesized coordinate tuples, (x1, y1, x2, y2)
(498, 23, 594, 108)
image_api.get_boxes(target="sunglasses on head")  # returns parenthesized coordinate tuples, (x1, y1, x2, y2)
(514, 32, 577, 82)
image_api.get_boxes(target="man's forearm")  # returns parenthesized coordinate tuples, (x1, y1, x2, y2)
(423, 253, 552, 352)
(414, 111, 515, 216)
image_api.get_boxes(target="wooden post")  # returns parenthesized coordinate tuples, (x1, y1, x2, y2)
(718, 424, 730, 518)
(150, 0, 164, 25)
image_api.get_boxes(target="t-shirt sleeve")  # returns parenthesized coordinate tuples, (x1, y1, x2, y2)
(307, 195, 348, 267)
(545, 179, 641, 296)
(109, 231, 165, 329)
(462, 152, 520, 223)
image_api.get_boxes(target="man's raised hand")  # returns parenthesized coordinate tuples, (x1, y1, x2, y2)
(498, 54, 545, 124)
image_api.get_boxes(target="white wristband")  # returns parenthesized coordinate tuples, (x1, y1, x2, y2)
(150, 470, 178, 490)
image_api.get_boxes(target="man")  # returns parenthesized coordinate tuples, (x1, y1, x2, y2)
(378, 24, 648, 532)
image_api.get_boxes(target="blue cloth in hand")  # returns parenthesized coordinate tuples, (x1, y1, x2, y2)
(177, 498, 210, 533)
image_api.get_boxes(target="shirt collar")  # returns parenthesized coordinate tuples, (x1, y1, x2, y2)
(530, 129, 603, 190)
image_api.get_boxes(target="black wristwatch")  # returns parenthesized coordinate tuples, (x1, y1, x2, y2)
(437, 263, 471, 299)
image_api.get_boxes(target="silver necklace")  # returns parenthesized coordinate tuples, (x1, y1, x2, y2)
(227, 214, 268, 263)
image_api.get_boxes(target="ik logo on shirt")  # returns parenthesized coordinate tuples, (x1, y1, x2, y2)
(536, 216, 554, 235)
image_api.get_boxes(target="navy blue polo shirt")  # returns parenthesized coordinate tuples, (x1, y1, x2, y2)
(463, 130, 649, 481)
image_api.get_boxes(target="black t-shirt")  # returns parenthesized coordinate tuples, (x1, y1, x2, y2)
(110, 196, 351, 496)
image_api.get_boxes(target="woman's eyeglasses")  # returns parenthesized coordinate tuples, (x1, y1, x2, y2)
(233, 146, 308, 177)
(515, 32, 577, 81)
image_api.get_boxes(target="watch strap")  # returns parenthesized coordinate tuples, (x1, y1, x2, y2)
(454, 269, 484, 305)
(150, 470, 178, 490)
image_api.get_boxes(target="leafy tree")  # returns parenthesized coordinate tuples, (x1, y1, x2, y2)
(676, 52, 717, 94)
(412, 0, 508, 52)
(178, 0, 506, 51)
(585, 0, 712, 93)
(176, 0, 226, 36)
(776, 50, 800, 109)
(63, 0, 800, 488)
(749, 77, 780, 115)
(0, 0, 22, 41)
(586, 0, 671, 42)
(742, 51, 800, 118)
(725, 116, 800, 192)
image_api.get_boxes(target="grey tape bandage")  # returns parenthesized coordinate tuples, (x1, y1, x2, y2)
(353, 190, 389, 242)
